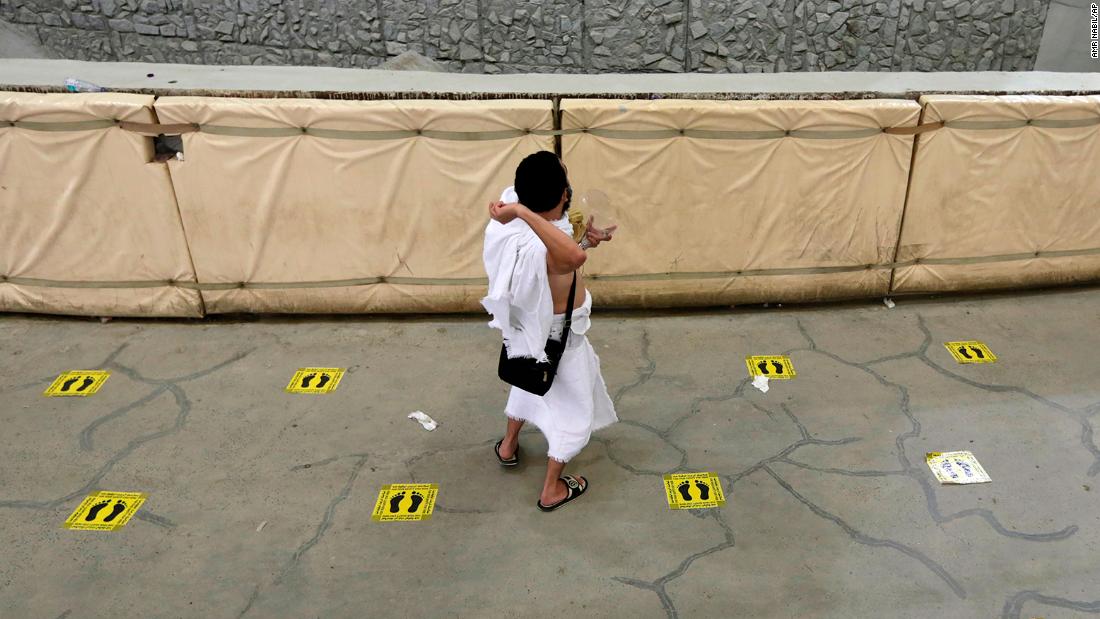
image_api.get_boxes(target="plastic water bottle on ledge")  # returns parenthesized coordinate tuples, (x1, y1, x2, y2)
(64, 78, 107, 93)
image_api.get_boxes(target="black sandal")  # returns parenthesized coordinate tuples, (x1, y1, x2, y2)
(537, 475, 588, 512)
(494, 439, 519, 467)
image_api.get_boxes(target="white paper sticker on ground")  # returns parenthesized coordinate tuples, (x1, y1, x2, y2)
(752, 375, 770, 393)
(883, 297, 896, 309)
(408, 411, 438, 431)
(926, 451, 991, 484)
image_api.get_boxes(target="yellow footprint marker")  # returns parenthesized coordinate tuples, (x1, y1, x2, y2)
(372, 483, 438, 522)
(944, 341, 997, 364)
(64, 491, 146, 531)
(285, 367, 345, 394)
(926, 451, 991, 484)
(745, 355, 796, 379)
(663, 473, 726, 510)
(44, 371, 110, 397)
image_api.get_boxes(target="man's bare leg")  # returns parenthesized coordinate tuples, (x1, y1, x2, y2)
(540, 459, 569, 506)
(499, 417, 524, 459)
(541, 459, 587, 507)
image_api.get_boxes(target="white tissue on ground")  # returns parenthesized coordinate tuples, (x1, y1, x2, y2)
(752, 375, 770, 393)
(883, 297, 896, 309)
(408, 411, 438, 431)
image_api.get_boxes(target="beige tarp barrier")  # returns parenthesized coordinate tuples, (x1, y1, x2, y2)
(6, 92, 1098, 317)
(893, 95, 1100, 294)
(560, 98, 921, 307)
(0, 92, 201, 317)
(154, 97, 553, 313)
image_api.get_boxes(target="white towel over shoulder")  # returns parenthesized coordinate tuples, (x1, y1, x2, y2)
(481, 186, 572, 363)
(482, 186, 618, 463)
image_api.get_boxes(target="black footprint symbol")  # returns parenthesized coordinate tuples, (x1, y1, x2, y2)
(408, 491, 424, 514)
(969, 346, 985, 359)
(85, 500, 110, 521)
(695, 480, 711, 501)
(300, 373, 316, 388)
(388, 491, 406, 513)
(75, 376, 94, 392)
(677, 481, 693, 501)
(61, 377, 80, 392)
(756, 361, 770, 375)
(957, 346, 973, 360)
(102, 500, 127, 523)
(770, 361, 785, 375)
(316, 374, 331, 389)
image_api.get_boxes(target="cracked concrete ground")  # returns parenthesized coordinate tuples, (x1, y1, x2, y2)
(2, 287, 1100, 619)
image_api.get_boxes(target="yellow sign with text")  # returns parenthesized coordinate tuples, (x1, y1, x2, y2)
(663, 473, 726, 510)
(372, 484, 438, 522)
(64, 491, 146, 531)
(44, 371, 110, 397)
(745, 355, 796, 379)
(285, 368, 345, 394)
(944, 341, 997, 364)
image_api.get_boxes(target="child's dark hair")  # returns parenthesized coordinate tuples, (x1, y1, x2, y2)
(514, 151, 567, 213)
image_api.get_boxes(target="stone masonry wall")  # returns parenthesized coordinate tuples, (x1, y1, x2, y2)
(0, 0, 1050, 73)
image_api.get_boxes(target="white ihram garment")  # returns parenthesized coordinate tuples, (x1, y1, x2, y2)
(481, 186, 617, 462)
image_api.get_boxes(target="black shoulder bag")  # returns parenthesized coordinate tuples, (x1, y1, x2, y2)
(497, 272, 577, 396)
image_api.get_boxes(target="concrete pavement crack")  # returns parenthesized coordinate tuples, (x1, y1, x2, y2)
(105, 348, 255, 385)
(613, 536, 737, 619)
(79, 387, 167, 452)
(590, 434, 687, 477)
(795, 317, 1079, 542)
(615, 510, 737, 619)
(1001, 590, 1100, 618)
(235, 585, 260, 619)
(615, 399, 860, 617)
(0, 343, 129, 396)
(762, 464, 968, 598)
(725, 436, 861, 485)
(133, 510, 177, 529)
(405, 439, 503, 513)
(0, 383, 194, 510)
(0, 345, 251, 534)
(664, 376, 751, 439)
(276, 454, 370, 584)
(237, 453, 370, 618)
(912, 316, 1100, 477)
(0, 374, 62, 395)
(290, 455, 346, 471)
(612, 328, 655, 407)
(778, 457, 908, 477)
(618, 315, 1081, 615)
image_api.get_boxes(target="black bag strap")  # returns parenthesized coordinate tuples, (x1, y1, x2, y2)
(558, 272, 578, 353)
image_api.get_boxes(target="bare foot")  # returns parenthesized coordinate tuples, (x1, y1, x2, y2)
(539, 476, 585, 506)
(498, 436, 519, 460)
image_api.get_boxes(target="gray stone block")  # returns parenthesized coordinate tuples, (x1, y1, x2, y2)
(689, 0, 785, 72)
(481, 0, 582, 70)
(656, 57, 682, 71)
(38, 26, 116, 59)
(384, 0, 478, 69)
(458, 41, 480, 60)
(588, 0, 684, 71)
(7, 0, 1052, 73)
